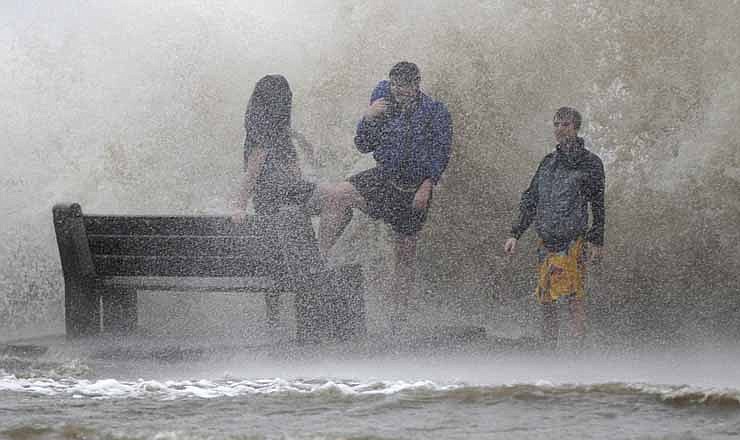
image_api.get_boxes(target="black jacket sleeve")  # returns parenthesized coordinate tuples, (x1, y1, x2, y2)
(584, 155, 605, 246)
(511, 160, 544, 239)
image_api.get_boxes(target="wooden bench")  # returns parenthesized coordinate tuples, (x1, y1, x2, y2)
(52, 203, 365, 342)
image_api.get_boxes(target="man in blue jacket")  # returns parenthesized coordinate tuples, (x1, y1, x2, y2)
(320, 62, 453, 330)
(504, 107, 605, 347)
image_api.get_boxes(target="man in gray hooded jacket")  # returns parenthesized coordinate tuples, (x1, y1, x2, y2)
(504, 107, 605, 346)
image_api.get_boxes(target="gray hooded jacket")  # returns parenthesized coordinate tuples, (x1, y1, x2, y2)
(511, 138, 605, 252)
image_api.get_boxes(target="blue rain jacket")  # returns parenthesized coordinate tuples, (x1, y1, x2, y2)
(354, 80, 453, 186)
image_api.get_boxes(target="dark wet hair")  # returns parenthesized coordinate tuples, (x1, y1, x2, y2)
(389, 61, 421, 85)
(554, 107, 582, 131)
(244, 74, 292, 145)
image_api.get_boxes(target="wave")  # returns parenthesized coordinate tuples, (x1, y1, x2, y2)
(1, 372, 738, 408)
(2, 424, 393, 440)
(0, 355, 92, 379)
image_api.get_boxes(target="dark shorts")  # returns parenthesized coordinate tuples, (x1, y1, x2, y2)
(349, 167, 429, 237)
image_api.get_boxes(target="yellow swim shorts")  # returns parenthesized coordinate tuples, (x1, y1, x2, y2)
(535, 238, 586, 305)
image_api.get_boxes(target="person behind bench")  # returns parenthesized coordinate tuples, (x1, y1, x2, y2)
(231, 74, 329, 326)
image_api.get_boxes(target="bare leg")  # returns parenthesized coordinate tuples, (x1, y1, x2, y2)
(541, 302, 559, 348)
(568, 297, 586, 338)
(317, 182, 366, 258)
(391, 233, 417, 329)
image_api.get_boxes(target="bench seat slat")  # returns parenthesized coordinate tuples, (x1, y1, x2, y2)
(88, 235, 279, 257)
(95, 276, 288, 293)
(93, 255, 283, 277)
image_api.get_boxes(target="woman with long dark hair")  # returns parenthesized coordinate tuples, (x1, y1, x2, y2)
(233, 75, 333, 327)
(233, 74, 317, 217)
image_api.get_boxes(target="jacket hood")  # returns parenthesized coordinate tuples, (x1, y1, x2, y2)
(556, 137, 589, 167)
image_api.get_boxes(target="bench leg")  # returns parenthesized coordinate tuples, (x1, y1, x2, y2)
(294, 266, 366, 343)
(330, 265, 366, 340)
(265, 292, 280, 327)
(101, 288, 137, 335)
(65, 281, 100, 337)
(294, 288, 322, 343)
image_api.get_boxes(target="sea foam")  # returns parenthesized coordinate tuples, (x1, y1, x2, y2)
(1, 373, 738, 407)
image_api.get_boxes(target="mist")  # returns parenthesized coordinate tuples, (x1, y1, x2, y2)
(1, 0, 739, 344)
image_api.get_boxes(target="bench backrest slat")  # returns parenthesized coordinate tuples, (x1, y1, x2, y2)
(84, 215, 261, 236)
